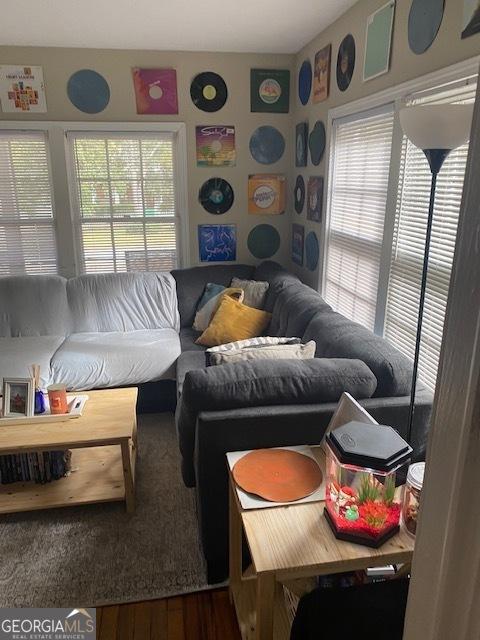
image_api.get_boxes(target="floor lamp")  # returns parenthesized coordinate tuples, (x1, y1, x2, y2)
(399, 104, 474, 444)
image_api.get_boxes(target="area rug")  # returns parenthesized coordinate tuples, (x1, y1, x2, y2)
(0, 413, 208, 607)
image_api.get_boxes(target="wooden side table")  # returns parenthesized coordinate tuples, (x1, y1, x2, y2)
(228, 446, 414, 640)
(0, 388, 137, 515)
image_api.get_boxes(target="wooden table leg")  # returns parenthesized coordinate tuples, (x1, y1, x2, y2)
(121, 439, 135, 513)
(229, 479, 243, 603)
(255, 572, 275, 640)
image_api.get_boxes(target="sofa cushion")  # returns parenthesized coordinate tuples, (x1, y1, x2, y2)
(303, 311, 413, 398)
(67, 272, 179, 333)
(51, 329, 181, 390)
(179, 327, 205, 352)
(253, 261, 301, 312)
(0, 336, 65, 388)
(0, 275, 69, 337)
(270, 283, 331, 337)
(176, 358, 377, 486)
(172, 264, 254, 328)
(176, 350, 206, 397)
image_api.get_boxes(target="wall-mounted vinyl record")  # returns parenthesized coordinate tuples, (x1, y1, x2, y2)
(298, 60, 312, 105)
(249, 126, 285, 164)
(305, 231, 319, 271)
(296, 122, 308, 167)
(67, 69, 110, 114)
(408, 0, 445, 54)
(308, 121, 326, 166)
(199, 177, 234, 214)
(248, 224, 281, 259)
(294, 175, 305, 214)
(190, 72, 228, 112)
(336, 34, 356, 92)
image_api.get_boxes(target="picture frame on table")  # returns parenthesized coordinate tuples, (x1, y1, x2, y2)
(1, 377, 34, 418)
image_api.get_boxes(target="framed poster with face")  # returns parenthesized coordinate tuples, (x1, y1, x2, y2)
(313, 45, 331, 103)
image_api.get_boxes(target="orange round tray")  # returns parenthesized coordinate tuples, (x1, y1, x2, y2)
(232, 448, 323, 502)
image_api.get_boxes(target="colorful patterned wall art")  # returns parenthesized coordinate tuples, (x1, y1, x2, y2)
(132, 68, 178, 114)
(196, 126, 235, 167)
(250, 69, 290, 113)
(0, 65, 46, 113)
(313, 45, 331, 103)
(248, 174, 286, 215)
(198, 224, 237, 262)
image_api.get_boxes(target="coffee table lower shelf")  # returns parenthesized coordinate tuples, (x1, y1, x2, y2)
(0, 445, 133, 514)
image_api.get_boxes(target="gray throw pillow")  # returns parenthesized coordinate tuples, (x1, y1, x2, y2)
(230, 278, 269, 309)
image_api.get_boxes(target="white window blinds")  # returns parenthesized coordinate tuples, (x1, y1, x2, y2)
(68, 132, 178, 273)
(324, 105, 395, 330)
(384, 77, 477, 390)
(0, 131, 57, 275)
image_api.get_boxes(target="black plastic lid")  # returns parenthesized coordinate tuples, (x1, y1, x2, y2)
(326, 421, 412, 472)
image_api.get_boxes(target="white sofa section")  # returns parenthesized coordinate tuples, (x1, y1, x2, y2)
(0, 272, 181, 391)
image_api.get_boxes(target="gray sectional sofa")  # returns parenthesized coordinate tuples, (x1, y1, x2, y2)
(0, 260, 432, 584)
(172, 261, 432, 583)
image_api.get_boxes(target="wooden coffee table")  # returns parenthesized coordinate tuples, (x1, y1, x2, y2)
(0, 388, 137, 514)
(228, 447, 415, 640)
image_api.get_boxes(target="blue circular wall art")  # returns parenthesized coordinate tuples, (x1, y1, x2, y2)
(248, 224, 280, 259)
(298, 60, 312, 106)
(408, 0, 445, 54)
(308, 121, 326, 166)
(305, 231, 319, 271)
(249, 126, 285, 164)
(67, 69, 110, 114)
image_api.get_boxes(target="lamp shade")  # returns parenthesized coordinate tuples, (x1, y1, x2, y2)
(399, 104, 474, 151)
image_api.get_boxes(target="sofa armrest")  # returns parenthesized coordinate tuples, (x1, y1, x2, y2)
(176, 358, 378, 487)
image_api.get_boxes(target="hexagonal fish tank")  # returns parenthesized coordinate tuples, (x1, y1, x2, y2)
(324, 421, 413, 548)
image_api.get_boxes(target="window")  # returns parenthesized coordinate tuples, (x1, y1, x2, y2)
(67, 132, 178, 273)
(323, 72, 477, 391)
(0, 131, 57, 275)
(324, 105, 394, 330)
(384, 79, 477, 389)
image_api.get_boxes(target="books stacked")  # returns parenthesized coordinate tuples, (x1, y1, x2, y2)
(0, 450, 72, 484)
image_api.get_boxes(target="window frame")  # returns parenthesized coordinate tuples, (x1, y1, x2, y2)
(321, 56, 480, 337)
(0, 121, 189, 277)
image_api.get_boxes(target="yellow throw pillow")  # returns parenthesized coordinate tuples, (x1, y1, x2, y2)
(196, 295, 272, 347)
(211, 287, 244, 318)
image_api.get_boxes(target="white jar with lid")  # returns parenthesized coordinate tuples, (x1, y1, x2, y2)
(402, 462, 425, 537)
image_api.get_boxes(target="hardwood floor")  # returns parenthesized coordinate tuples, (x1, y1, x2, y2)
(96, 588, 242, 640)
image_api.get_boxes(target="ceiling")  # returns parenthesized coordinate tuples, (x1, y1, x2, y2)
(0, 0, 358, 54)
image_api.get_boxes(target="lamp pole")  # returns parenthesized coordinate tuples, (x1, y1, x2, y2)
(406, 148, 450, 444)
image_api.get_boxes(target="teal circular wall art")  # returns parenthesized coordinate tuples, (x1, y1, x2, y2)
(408, 0, 445, 54)
(248, 224, 280, 259)
(305, 231, 319, 271)
(67, 69, 111, 114)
